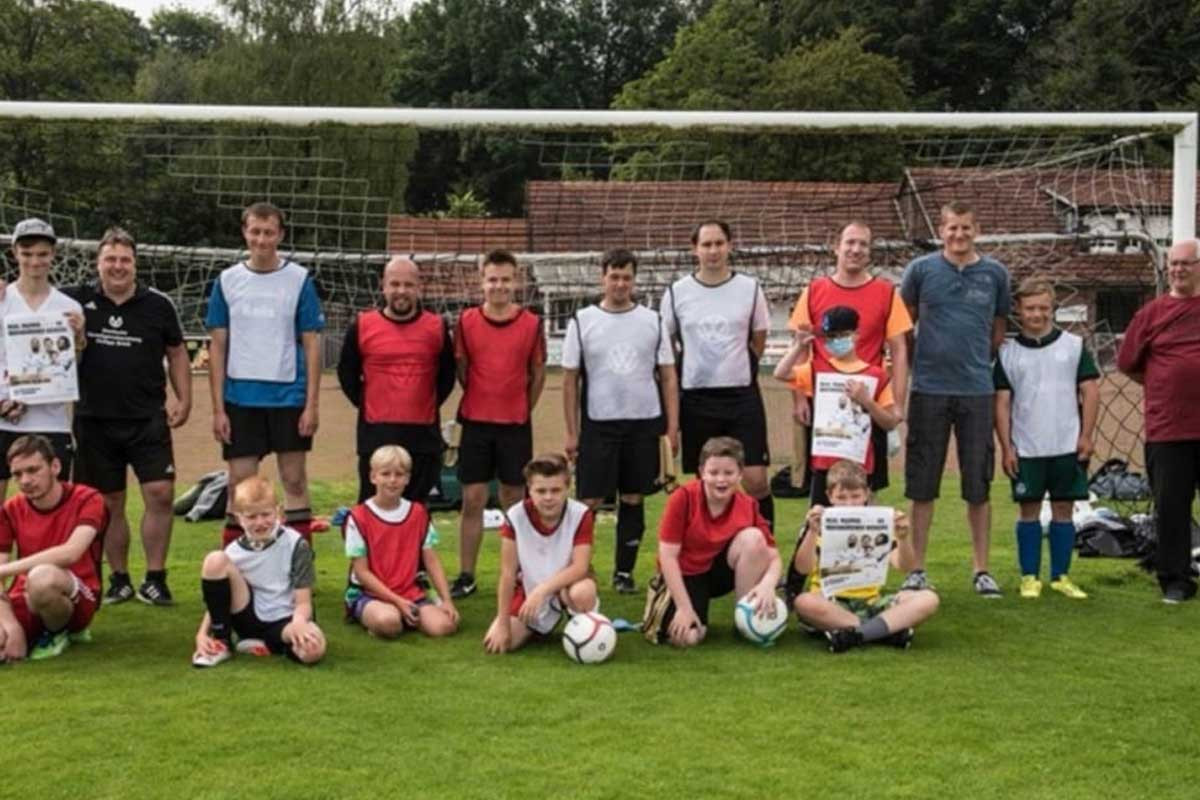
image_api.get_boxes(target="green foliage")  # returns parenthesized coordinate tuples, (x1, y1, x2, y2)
(0, 0, 151, 101)
(438, 187, 490, 218)
(4, 478, 1198, 799)
(613, 14, 912, 181)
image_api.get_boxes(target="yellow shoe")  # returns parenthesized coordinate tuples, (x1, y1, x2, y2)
(1019, 575, 1043, 599)
(1050, 575, 1088, 599)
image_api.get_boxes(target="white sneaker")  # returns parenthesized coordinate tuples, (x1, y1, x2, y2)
(235, 638, 271, 656)
(192, 641, 232, 668)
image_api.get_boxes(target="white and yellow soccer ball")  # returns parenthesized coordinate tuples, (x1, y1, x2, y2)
(734, 594, 788, 647)
(562, 612, 617, 664)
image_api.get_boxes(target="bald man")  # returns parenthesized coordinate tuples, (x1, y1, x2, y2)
(337, 257, 456, 502)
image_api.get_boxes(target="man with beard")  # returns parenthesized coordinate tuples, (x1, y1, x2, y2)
(338, 256, 456, 504)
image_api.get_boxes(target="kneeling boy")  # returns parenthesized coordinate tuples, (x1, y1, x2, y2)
(192, 475, 325, 667)
(643, 436, 781, 648)
(788, 460, 939, 653)
(0, 435, 108, 662)
(344, 445, 459, 638)
(483, 453, 597, 654)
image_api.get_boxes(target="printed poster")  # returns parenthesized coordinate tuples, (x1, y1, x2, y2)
(811, 372, 877, 463)
(819, 505, 894, 598)
(3, 313, 79, 405)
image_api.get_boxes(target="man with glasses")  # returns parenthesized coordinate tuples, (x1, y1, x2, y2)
(1117, 239, 1200, 604)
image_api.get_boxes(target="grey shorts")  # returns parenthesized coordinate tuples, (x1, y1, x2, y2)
(904, 392, 994, 504)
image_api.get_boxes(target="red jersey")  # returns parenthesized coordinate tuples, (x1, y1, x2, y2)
(345, 500, 431, 602)
(455, 306, 545, 424)
(657, 479, 773, 576)
(357, 309, 445, 425)
(788, 277, 911, 375)
(1117, 293, 1200, 442)
(0, 483, 108, 597)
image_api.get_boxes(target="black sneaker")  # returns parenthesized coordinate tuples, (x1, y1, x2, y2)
(450, 573, 477, 599)
(1163, 587, 1189, 605)
(824, 627, 863, 654)
(612, 572, 637, 594)
(899, 569, 930, 592)
(885, 627, 915, 649)
(103, 576, 135, 605)
(136, 578, 175, 606)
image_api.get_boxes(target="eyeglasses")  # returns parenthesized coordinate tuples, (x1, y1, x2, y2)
(1168, 258, 1200, 268)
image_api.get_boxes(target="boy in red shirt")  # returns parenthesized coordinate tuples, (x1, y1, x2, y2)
(774, 305, 900, 507)
(451, 250, 546, 599)
(642, 436, 780, 647)
(0, 434, 108, 662)
(343, 445, 459, 638)
(483, 453, 597, 654)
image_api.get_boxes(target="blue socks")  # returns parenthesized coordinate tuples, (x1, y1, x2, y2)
(1048, 520, 1076, 579)
(1015, 520, 1042, 576)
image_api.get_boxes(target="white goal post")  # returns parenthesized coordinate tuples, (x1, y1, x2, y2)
(0, 103, 1194, 240)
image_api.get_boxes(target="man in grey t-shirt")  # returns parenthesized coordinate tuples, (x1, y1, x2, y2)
(899, 201, 1011, 598)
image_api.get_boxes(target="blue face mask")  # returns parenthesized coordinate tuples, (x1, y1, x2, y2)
(826, 335, 855, 358)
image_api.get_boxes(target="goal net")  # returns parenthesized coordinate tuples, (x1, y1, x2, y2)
(0, 106, 1193, 472)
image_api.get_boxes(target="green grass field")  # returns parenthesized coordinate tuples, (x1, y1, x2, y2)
(5, 478, 1199, 800)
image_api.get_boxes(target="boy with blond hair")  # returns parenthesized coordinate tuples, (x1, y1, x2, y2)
(995, 276, 1100, 599)
(191, 475, 325, 667)
(788, 459, 939, 653)
(343, 445, 459, 638)
(483, 453, 597, 654)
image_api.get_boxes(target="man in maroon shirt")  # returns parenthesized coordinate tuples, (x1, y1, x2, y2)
(1117, 239, 1200, 604)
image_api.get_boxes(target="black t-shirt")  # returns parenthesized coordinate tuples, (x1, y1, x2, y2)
(64, 282, 185, 419)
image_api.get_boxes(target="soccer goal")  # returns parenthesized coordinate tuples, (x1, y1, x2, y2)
(0, 103, 1194, 469)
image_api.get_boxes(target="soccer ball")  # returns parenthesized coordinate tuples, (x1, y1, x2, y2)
(562, 612, 617, 664)
(734, 595, 788, 647)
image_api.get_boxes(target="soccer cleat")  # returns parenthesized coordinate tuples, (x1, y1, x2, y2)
(824, 627, 863, 654)
(973, 571, 1003, 598)
(449, 573, 477, 599)
(68, 628, 94, 644)
(1019, 575, 1043, 599)
(899, 569, 930, 592)
(1049, 576, 1088, 599)
(235, 638, 271, 657)
(192, 640, 232, 668)
(885, 627, 915, 649)
(1163, 587, 1187, 605)
(29, 630, 70, 661)
(612, 572, 637, 594)
(136, 578, 175, 607)
(103, 577, 135, 605)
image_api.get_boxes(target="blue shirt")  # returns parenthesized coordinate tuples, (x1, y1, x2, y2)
(205, 266, 325, 407)
(900, 252, 1010, 396)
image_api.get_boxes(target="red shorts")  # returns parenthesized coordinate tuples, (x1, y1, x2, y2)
(7, 573, 98, 647)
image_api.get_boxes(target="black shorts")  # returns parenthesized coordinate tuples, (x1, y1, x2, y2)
(0, 430, 72, 480)
(904, 392, 994, 504)
(646, 538, 736, 642)
(232, 591, 303, 663)
(680, 388, 769, 473)
(357, 450, 442, 504)
(456, 420, 531, 486)
(576, 419, 661, 500)
(74, 413, 175, 493)
(223, 404, 312, 461)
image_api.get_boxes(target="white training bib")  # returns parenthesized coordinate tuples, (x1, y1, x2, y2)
(221, 261, 308, 383)
(561, 304, 673, 421)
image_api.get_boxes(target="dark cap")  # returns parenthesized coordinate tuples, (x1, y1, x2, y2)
(12, 218, 56, 245)
(821, 305, 859, 336)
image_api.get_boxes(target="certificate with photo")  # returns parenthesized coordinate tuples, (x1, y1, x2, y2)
(819, 506, 895, 598)
(3, 312, 79, 405)
(811, 372, 877, 463)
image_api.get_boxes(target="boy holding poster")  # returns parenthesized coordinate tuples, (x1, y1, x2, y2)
(0, 219, 84, 498)
(787, 460, 939, 653)
(773, 306, 900, 506)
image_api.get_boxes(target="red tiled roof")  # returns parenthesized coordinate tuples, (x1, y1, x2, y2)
(387, 217, 528, 254)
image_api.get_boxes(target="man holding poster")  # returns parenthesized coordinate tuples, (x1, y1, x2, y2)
(0, 219, 84, 498)
(774, 306, 900, 507)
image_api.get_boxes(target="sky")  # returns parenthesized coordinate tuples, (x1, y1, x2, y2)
(108, 0, 220, 22)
